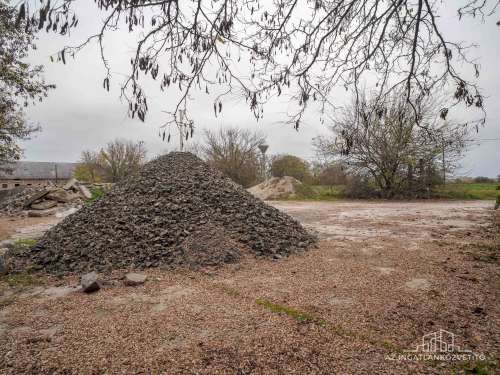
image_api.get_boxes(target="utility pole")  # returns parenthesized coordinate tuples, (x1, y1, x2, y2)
(442, 148, 445, 185)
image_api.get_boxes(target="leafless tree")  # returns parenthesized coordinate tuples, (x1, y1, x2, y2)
(74, 150, 106, 182)
(19, 0, 497, 146)
(182, 141, 205, 159)
(314, 90, 469, 197)
(202, 127, 265, 187)
(99, 139, 147, 182)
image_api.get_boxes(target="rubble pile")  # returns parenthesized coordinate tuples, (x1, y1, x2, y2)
(26, 152, 316, 274)
(0, 179, 89, 216)
(248, 176, 304, 200)
(0, 186, 44, 214)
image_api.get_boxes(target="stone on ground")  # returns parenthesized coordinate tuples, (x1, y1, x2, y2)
(30, 200, 58, 210)
(27, 208, 60, 217)
(63, 178, 78, 190)
(77, 184, 92, 199)
(81, 272, 101, 293)
(46, 190, 73, 203)
(22, 190, 52, 208)
(124, 273, 148, 286)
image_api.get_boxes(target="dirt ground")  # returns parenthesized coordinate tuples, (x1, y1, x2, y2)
(0, 216, 61, 243)
(0, 200, 498, 374)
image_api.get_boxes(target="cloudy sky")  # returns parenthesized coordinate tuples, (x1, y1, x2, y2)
(22, 1, 500, 177)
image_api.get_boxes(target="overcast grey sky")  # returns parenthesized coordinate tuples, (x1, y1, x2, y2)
(21, 1, 500, 177)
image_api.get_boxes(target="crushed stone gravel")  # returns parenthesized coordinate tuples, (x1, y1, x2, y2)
(21, 152, 316, 274)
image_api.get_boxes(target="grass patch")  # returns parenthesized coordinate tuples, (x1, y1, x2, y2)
(12, 238, 37, 247)
(90, 187, 105, 201)
(277, 184, 344, 201)
(255, 298, 399, 347)
(283, 182, 499, 201)
(85, 187, 106, 206)
(255, 298, 326, 325)
(1, 270, 41, 287)
(308, 185, 344, 200)
(435, 183, 500, 200)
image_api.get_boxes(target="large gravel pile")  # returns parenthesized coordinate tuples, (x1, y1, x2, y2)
(27, 152, 316, 274)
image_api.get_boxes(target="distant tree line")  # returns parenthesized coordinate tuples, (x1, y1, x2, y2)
(75, 139, 147, 183)
(468, 176, 499, 184)
(191, 89, 477, 199)
(74, 120, 490, 199)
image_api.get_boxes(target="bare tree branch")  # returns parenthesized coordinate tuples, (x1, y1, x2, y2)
(19, 0, 495, 143)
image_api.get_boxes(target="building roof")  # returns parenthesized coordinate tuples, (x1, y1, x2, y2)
(0, 161, 78, 180)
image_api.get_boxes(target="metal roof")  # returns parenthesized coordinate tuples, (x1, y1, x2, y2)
(0, 161, 77, 180)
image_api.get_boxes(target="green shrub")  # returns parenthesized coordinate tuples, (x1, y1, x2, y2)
(84, 187, 105, 207)
(90, 187, 105, 202)
(343, 175, 380, 199)
(293, 184, 316, 198)
(270, 155, 313, 183)
(290, 184, 343, 200)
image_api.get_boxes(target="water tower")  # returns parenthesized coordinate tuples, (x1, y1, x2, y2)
(258, 144, 269, 180)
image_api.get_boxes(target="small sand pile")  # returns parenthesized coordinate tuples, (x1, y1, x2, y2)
(22, 153, 316, 274)
(248, 176, 303, 200)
